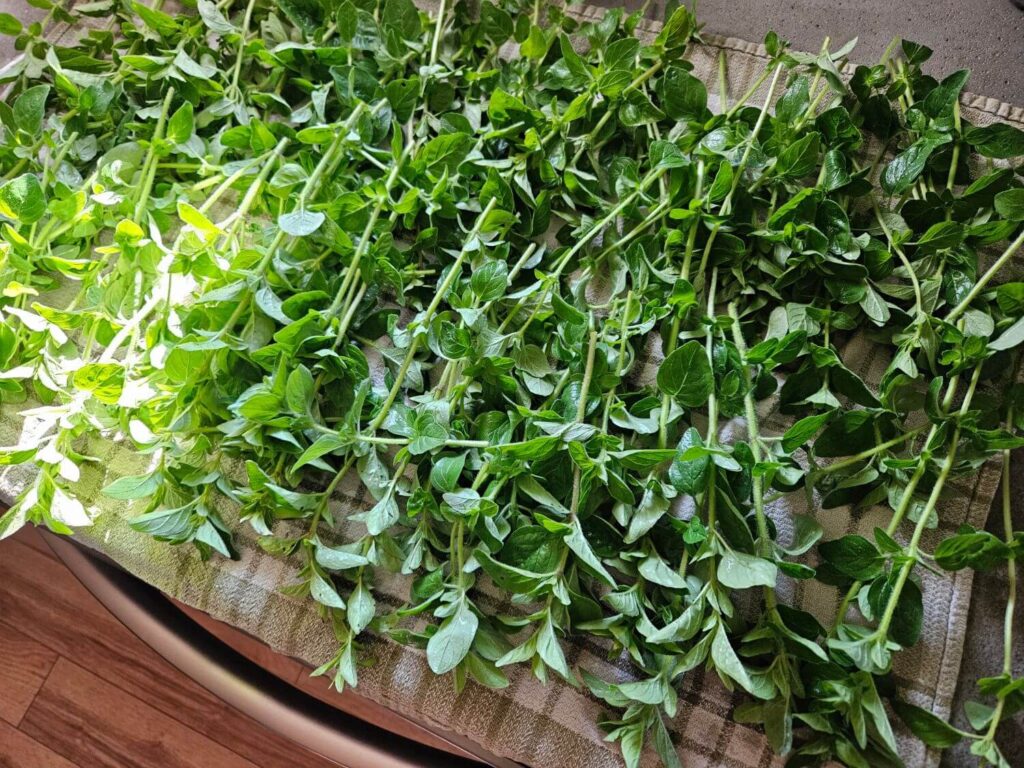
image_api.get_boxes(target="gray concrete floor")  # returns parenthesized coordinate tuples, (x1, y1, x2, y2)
(695, 0, 1023, 104)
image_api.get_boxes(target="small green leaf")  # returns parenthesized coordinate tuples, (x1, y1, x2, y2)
(279, 208, 326, 236)
(657, 340, 713, 407)
(286, 364, 315, 413)
(892, 701, 964, 748)
(994, 189, 1024, 221)
(717, 551, 778, 590)
(166, 101, 194, 144)
(0, 174, 46, 224)
(0, 12, 23, 35)
(310, 573, 346, 608)
(72, 362, 125, 404)
(294, 433, 348, 471)
(990, 317, 1024, 352)
(102, 473, 162, 500)
(711, 622, 755, 695)
(13, 85, 49, 136)
(427, 600, 478, 674)
(566, 518, 615, 586)
(409, 414, 449, 455)
(470, 260, 508, 302)
(429, 454, 465, 493)
(819, 535, 883, 580)
(782, 411, 833, 452)
(347, 580, 376, 634)
(315, 542, 370, 570)
(963, 122, 1024, 159)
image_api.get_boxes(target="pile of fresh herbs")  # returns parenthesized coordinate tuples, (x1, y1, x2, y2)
(1, 0, 1023, 765)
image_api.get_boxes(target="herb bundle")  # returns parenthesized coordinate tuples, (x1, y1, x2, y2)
(1, 1, 1023, 766)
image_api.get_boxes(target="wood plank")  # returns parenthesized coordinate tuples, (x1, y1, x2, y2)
(0, 620, 58, 726)
(0, 719, 79, 768)
(21, 658, 258, 768)
(12, 525, 57, 558)
(0, 537, 340, 768)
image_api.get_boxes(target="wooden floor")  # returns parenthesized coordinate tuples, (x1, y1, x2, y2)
(0, 527, 345, 768)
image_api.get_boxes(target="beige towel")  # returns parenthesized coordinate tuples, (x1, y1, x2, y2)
(1, 3, 1022, 767)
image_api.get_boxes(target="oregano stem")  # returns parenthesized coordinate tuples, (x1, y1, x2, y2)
(947, 228, 1024, 322)
(873, 362, 983, 639)
(728, 300, 777, 609)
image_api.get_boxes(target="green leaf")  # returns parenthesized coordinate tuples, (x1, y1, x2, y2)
(0, 446, 37, 466)
(381, 0, 420, 39)
(419, 133, 473, 173)
(889, 578, 922, 647)
(177, 202, 221, 235)
(365, 493, 399, 535)
(963, 122, 1024, 159)
(782, 411, 833, 452)
(777, 132, 821, 179)
(990, 316, 1024, 352)
(566, 518, 615, 586)
(72, 362, 125, 404)
(315, 542, 370, 570)
(996, 283, 1024, 316)
(611, 449, 676, 471)
(13, 85, 49, 136)
(536, 615, 571, 679)
(668, 427, 709, 495)
(470, 260, 508, 302)
(892, 701, 964, 748)
(347, 580, 376, 634)
(502, 525, 561, 572)
(102, 472, 162, 500)
(0, 12, 23, 35)
(197, 0, 236, 34)
(921, 69, 969, 118)
(519, 24, 550, 60)
(657, 340, 713, 407)
(194, 520, 233, 558)
(476, 550, 551, 592)
(173, 49, 217, 79)
(655, 5, 695, 53)
(310, 572, 346, 608)
(659, 65, 707, 121)
(294, 433, 348, 470)
(711, 622, 755, 695)
(776, 77, 810, 124)
(427, 600, 478, 674)
(409, 413, 449, 455)
(882, 133, 951, 195)
(649, 140, 687, 170)
(279, 208, 326, 236)
(638, 549, 687, 588)
(166, 101, 194, 144)
(286, 364, 315, 413)
(819, 535, 883, 580)
(934, 528, 1012, 571)
(717, 550, 778, 590)
(130, 505, 196, 541)
(429, 454, 465, 493)
(0, 174, 46, 224)
(385, 77, 420, 123)
(994, 189, 1024, 222)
